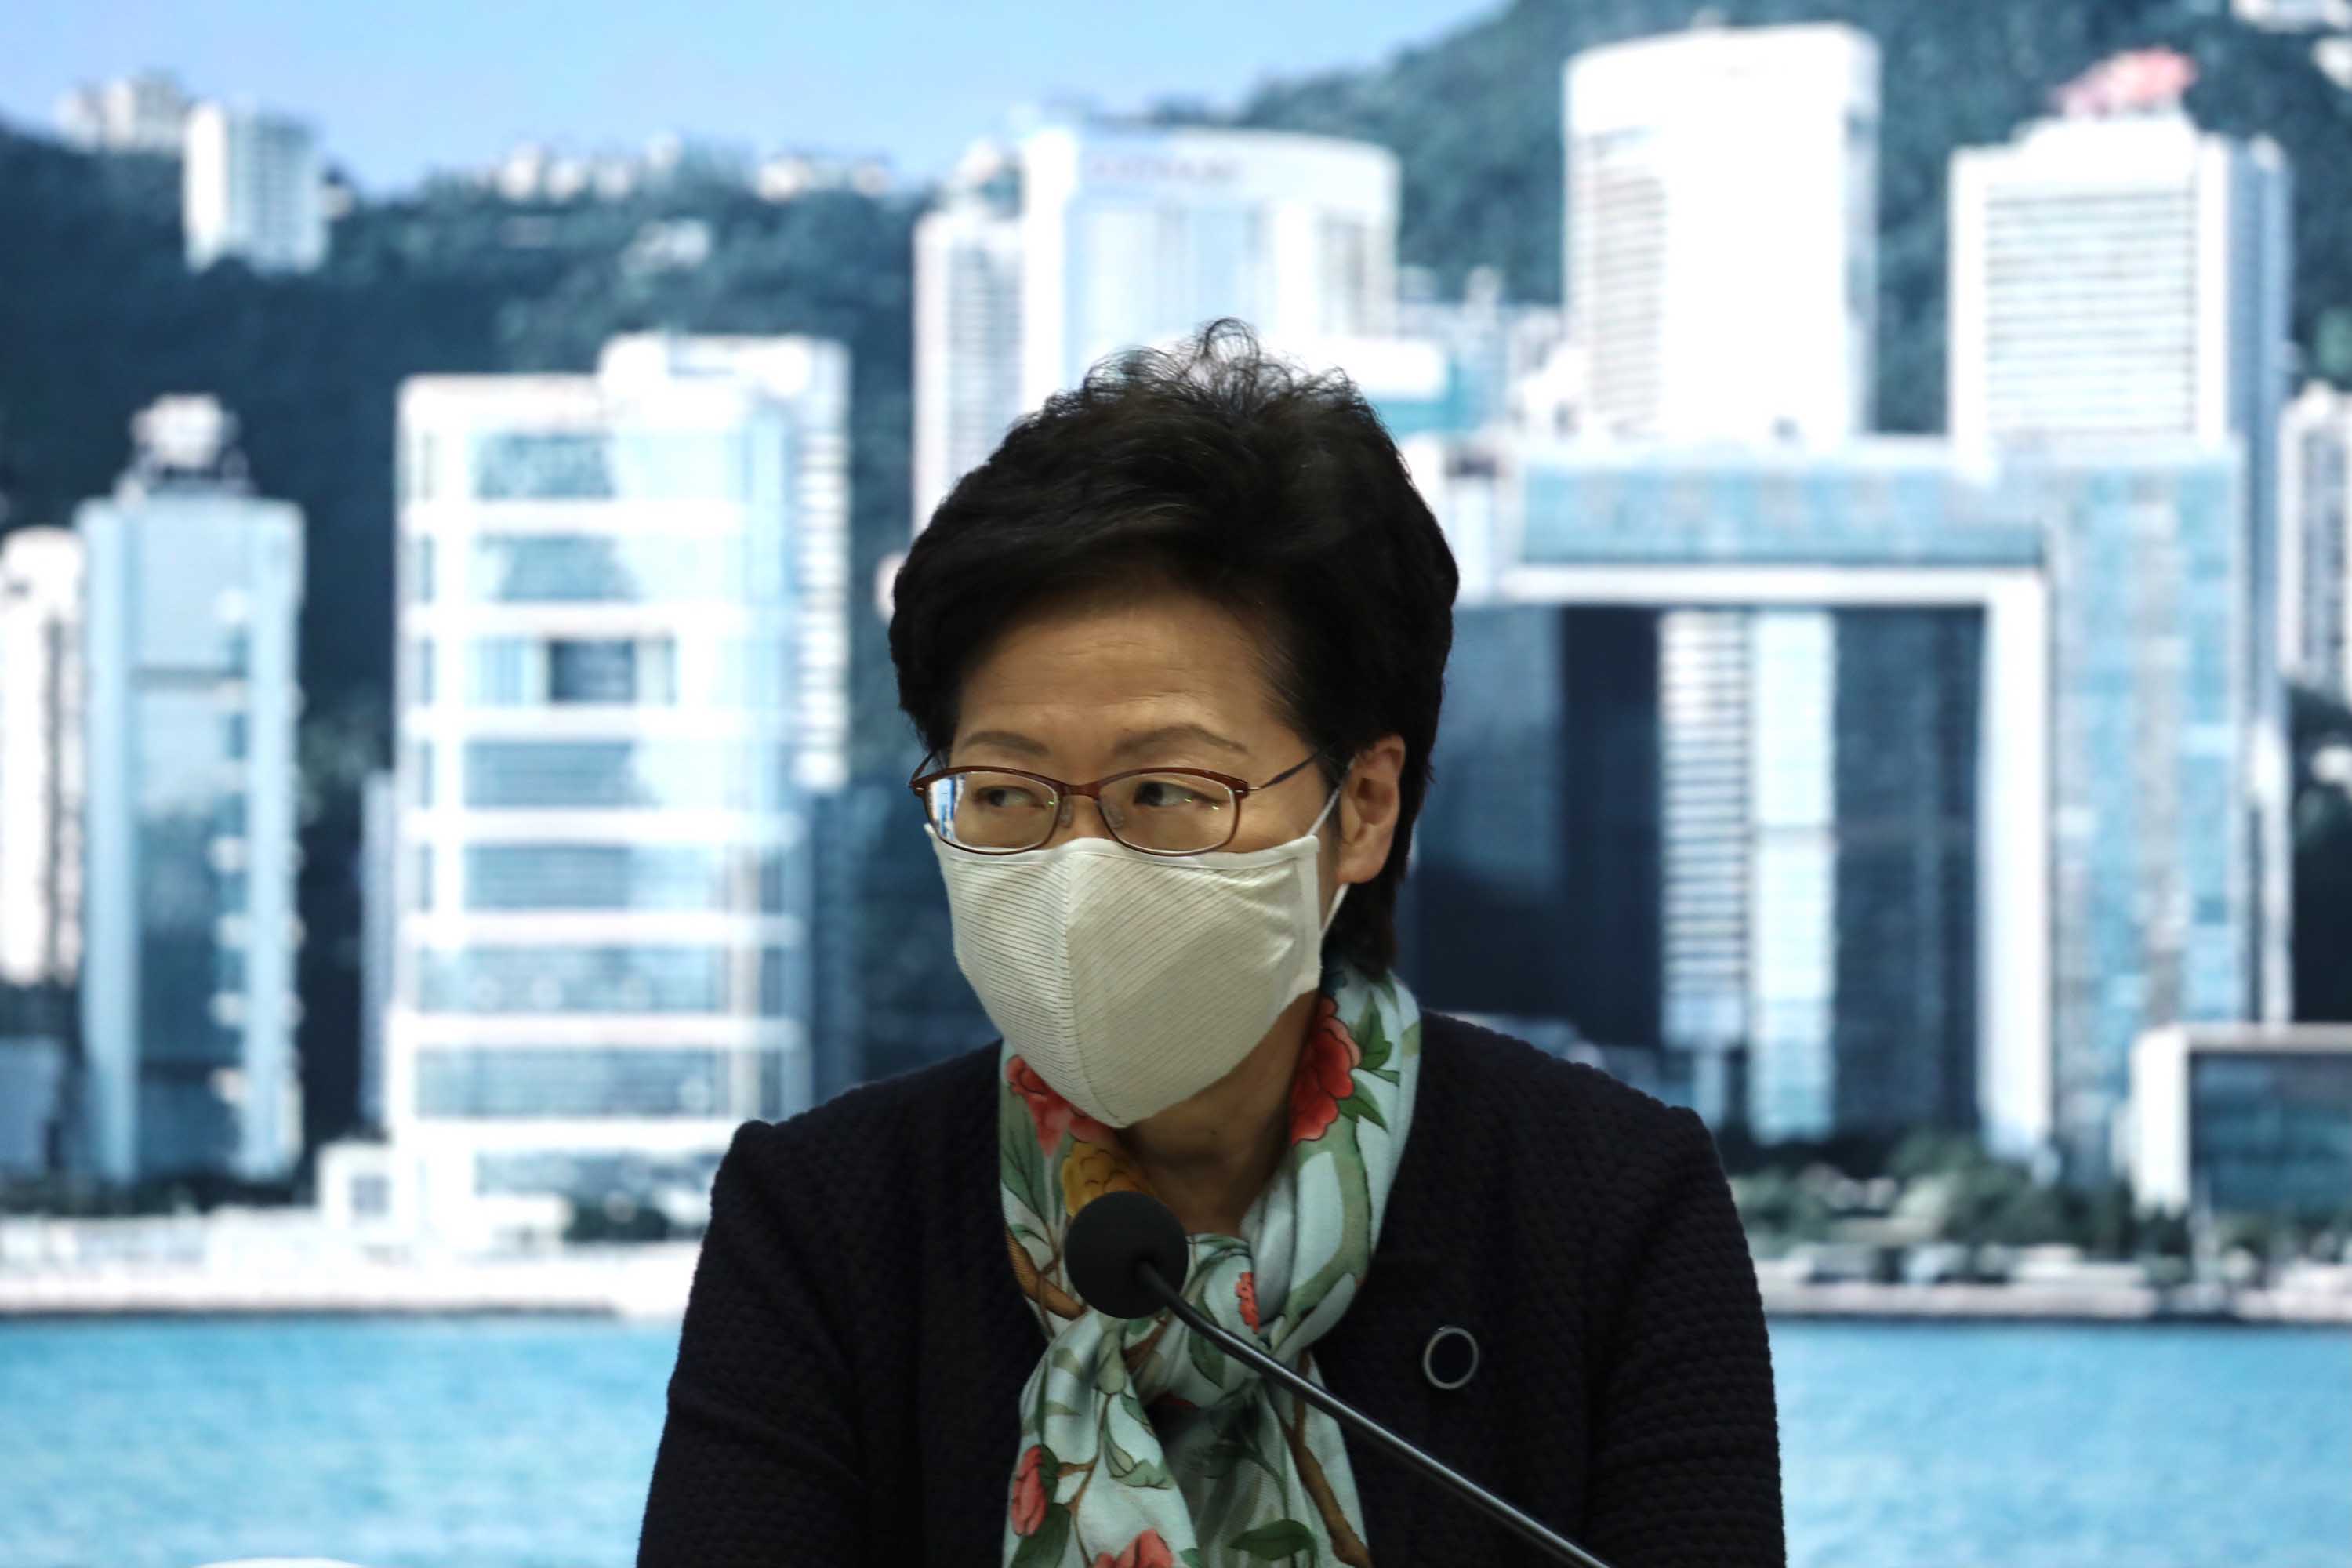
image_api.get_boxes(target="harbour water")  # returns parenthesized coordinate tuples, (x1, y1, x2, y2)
(1, 1316, 2344, 1568)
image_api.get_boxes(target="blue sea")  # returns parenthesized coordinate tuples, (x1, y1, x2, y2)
(0, 1316, 2344, 1568)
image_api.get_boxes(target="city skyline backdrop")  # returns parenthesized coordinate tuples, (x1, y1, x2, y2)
(3, 0, 2350, 1235)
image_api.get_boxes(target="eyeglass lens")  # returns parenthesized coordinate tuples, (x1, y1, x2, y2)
(923, 771, 1236, 853)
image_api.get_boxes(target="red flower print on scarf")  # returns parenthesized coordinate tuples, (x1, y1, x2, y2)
(1236, 1270, 1261, 1332)
(1091, 1528, 1176, 1568)
(1009, 1443, 1048, 1536)
(1007, 1056, 1114, 1156)
(1287, 996, 1362, 1145)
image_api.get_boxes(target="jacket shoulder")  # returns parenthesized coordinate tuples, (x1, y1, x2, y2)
(720, 1043, 998, 1200)
(1414, 1011, 1724, 1240)
(1421, 1010, 1698, 1145)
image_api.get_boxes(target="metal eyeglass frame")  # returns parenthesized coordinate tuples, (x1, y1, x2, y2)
(909, 753, 1324, 856)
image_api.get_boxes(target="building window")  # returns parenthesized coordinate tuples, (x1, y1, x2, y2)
(470, 430, 746, 503)
(474, 431, 614, 499)
(464, 844, 729, 911)
(416, 946, 730, 1014)
(547, 639, 639, 704)
(350, 1172, 390, 1218)
(417, 1046, 733, 1118)
(407, 637, 436, 706)
(468, 637, 534, 705)
(470, 534, 735, 604)
(462, 739, 744, 809)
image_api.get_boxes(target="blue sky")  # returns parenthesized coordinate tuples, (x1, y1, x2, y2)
(2, 0, 1497, 193)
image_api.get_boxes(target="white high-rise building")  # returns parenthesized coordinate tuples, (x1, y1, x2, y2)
(1949, 106, 2292, 462)
(0, 528, 86, 991)
(1563, 23, 1881, 442)
(911, 160, 1024, 532)
(390, 333, 847, 1240)
(1656, 608, 1751, 1126)
(184, 102, 328, 274)
(76, 397, 306, 1184)
(2281, 381, 2352, 699)
(1949, 93, 2296, 1029)
(2233, 0, 2352, 28)
(1017, 122, 1399, 415)
(911, 120, 1399, 536)
(56, 72, 193, 154)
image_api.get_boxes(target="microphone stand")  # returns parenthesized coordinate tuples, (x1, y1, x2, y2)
(1132, 1260, 1617, 1568)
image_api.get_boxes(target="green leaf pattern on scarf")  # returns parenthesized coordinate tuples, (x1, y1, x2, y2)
(997, 961, 1422, 1568)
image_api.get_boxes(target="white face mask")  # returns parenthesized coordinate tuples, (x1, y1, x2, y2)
(929, 786, 1349, 1127)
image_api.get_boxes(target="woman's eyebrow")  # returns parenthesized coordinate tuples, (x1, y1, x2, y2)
(958, 728, 1051, 757)
(1109, 723, 1250, 760)
(955, 723, 1251, 760)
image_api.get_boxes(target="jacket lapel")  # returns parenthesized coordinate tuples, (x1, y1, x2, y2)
(1308, 1015, 1465, 1566)
(928, 1048, 1047, 1563)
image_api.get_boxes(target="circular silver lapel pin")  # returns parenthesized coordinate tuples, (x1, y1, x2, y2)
(1422, 1324, 1479, 1391)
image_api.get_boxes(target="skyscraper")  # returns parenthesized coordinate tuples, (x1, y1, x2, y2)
(390, 333, 847, 1236)
(2026, 441, 2273, 1179)
(911, 150, 1024, 533)
(1491, 438, 2052, 1157)
(1563, 23, 1880, 442)
(1557, 21, 1888, 1138)
(0, 528, 85, 994)
(183, 102, 328, 274)
(1949, 80, 2296, 1038)
(1656, 608, 1751, 1126)
(912, 118, 1401, 537)
(1948, 94, 2291, 470)
(2281, 380, 2352, 699)
(76, 397, 306, 1184)
(1016, 121, 1399, 414)
(0, 527, 87, 1177)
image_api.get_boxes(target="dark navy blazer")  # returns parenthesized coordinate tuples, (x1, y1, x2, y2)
(638, 1011, 1785, 1566)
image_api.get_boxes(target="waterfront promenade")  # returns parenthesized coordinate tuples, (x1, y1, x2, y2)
(5, 1211, 2350, 1322)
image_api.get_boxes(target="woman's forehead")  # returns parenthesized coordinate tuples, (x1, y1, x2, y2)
(964, 590, 1268, 695)
(953, 596, 1291, 754)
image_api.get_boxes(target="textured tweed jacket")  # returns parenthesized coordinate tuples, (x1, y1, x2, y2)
(637, 1012, 1786, 1566)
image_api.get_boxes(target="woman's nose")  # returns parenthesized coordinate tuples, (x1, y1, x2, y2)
(1045, 793, 1119, 848)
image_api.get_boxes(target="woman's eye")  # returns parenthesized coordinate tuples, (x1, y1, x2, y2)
(1134, 782, 1200, 808)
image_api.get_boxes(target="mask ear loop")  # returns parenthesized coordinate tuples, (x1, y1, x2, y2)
(1310, 773, 1349, 937)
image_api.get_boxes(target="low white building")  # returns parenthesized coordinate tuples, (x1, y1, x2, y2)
(2130, 1023, 2352, 1215)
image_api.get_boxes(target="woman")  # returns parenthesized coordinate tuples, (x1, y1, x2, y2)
(637, 321, 1784, 1567)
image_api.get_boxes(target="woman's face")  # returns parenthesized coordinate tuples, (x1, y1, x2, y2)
(949, 583, 1399, 892)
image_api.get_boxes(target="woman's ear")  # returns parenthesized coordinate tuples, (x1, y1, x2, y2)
(1333, 735, 1406, 887)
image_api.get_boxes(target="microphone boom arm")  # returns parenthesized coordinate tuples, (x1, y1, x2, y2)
(1134, 1260, 1616, 1568)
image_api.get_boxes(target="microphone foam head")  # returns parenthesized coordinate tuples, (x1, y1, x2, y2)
(1064, 1189, 1189, 1321)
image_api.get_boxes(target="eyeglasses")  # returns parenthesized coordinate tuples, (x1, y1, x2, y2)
(910, 753, 1324, 856)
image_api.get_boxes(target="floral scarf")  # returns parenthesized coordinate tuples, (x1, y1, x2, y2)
(997, 960, 1422, 1568)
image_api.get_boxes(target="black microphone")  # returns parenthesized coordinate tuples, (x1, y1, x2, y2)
(1065, 1189, 1617, 1568)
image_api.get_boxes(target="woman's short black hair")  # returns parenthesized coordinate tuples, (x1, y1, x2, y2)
(888, 317, 1458, 976)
